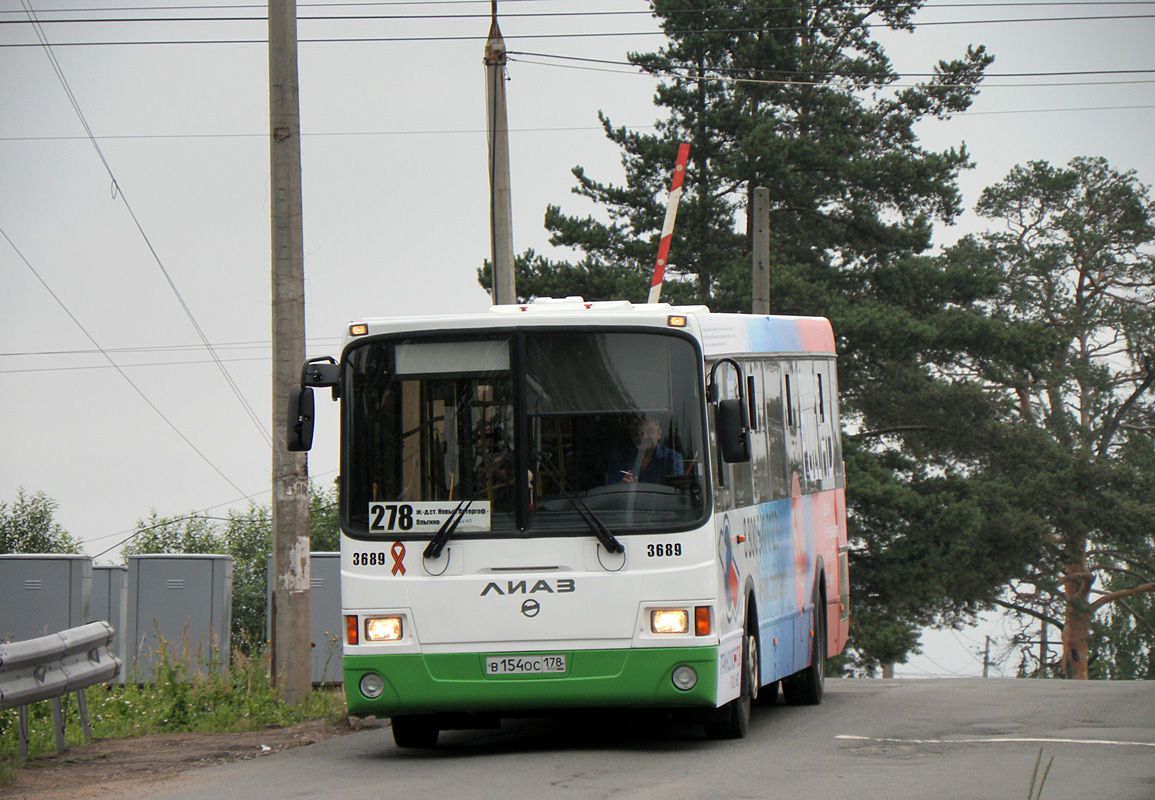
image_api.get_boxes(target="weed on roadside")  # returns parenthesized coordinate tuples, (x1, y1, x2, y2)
(0, 641, 345, 779)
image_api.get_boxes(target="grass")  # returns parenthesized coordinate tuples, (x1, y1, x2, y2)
(0, 642, 347, 784)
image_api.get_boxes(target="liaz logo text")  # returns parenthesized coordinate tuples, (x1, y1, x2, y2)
(480, 579, 576, 596)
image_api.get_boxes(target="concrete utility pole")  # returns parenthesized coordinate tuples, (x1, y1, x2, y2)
(484, 0, 516, 305)
(268, 0, 311, 704)
(752, 187, 770, 314)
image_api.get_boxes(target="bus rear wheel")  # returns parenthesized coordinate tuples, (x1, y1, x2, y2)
(391, 714, 439, 748)
(783, 591, 825, 706)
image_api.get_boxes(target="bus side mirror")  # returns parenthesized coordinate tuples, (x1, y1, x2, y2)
(716, 398, 750, 463)
(287, 385, 315, 452)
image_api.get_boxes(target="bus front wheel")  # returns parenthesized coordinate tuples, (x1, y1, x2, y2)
(391, 714, 440, 748)
(704, 625, 757, 739)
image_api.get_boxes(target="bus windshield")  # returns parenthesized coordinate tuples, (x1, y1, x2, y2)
(342, 330, 707, 538)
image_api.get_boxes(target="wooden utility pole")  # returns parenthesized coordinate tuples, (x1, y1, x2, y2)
(484, 0, 516, 305)
(752, 187, 770, 314)
(1039, 620, 1048, 676)
(268, 0, 311, 704)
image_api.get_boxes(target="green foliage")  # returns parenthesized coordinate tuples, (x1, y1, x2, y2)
(478, 1, 1155, 676)
(308, 478, 341, 552)
(1091, 580, 1155, 679)
(481, 0, 991, 308)
(0, 488, 82, 555)
(481, 0, 1044, 668)
(0, 642, 346, 772)
(122, 511, 225, 557)
(226, 504, 274, 653)
(123, 483, 340, 652)
(944, 156, 1155, 678)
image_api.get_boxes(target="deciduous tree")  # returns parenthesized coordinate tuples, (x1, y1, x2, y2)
(0, 488, 82, 554)
(123, 485, 340, 652)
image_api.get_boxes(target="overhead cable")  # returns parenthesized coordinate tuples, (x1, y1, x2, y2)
(1, 225, 255, 501)
(19, 0, 272, 446)
(3, 13, 1155, 47)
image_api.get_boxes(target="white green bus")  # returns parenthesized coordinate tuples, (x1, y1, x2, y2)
(289, 297, 849, 746)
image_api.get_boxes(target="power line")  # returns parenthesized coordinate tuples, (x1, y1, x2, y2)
(0, 337, 344, 358)
(3, 13, 1154, 47)
(90, 513, 235, 559)
(5, 2, 1155, 23)
(0, 124, 650, 141)
(0, 356, 269, 375)
(510, 49, 1155, 80)
(904, 651, 973, 677)
(0, 0, 570, 13)
(1, 224, 255, 501)
(85, 466, 339, 559)
(0, 124, 649, 141)
(5, 0, 1155, 13)
(511, 53, 1155, 90)
(1, 10, 664, 24)
(2, 98, 1151, 149)
(19, 0, 272, 447)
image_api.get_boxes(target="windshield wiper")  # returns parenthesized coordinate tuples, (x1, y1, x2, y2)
(537, 453, 624, 554)
(424, 498, 474, 560)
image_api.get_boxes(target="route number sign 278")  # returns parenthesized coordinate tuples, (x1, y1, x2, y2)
(368, 501, 492, 533)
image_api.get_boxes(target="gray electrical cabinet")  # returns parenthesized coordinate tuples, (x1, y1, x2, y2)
(125, 554, 232, 679)
(0, 554, 92, 643)
(91, 564, 129, 681)
(309, 553, 343, 685)
(266, 552, 343, 684)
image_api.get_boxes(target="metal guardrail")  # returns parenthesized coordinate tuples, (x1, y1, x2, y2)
(0, 621, 121, 760)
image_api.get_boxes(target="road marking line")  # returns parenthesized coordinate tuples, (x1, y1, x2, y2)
(837, 735, 1155, 748)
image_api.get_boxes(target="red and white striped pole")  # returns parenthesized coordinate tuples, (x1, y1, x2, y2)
(648, 142, 690, 304)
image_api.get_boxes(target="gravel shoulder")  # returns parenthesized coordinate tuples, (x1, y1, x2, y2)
(1, 718, 378, 799)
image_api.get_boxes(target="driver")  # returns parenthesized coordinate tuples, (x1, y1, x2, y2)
(607, 415, 684, 484)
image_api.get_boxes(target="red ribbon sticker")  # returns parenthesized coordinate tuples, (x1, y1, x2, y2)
(390, 542, 406, 576)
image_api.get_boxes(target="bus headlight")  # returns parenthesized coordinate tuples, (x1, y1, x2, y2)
(364, 616, 403, 642)
(672, 665, 698, 691)
(650, 609, 689, 635)
(360, 673, 385, 699)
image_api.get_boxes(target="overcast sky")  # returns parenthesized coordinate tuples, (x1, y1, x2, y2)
(2, 0, 1152, 616)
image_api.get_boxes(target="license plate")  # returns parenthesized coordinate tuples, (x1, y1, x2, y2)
(485, 655, 567, 675)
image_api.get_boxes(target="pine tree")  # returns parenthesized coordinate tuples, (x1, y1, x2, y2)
(946, 157, 1155, 679)
(481, 1, 1046, 670)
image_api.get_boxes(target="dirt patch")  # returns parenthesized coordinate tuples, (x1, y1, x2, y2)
(2, 718, 380, 799)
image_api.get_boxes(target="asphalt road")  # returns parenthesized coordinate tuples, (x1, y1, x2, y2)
(144, 679, 1155, 800)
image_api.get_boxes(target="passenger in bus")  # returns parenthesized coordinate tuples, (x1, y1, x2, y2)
(607, 415, 684, 485)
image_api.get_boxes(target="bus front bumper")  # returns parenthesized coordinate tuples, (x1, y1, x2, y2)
(344, 645, 720, 717)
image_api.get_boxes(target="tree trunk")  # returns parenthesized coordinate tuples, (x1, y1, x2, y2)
(1060, 554, 1093, 679)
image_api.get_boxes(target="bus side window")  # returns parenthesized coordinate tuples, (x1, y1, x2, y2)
(783, 364, 803, 485)
(709, 359, 754, 510)
(730, 361, 755, 508)
(750, 360, 771, 505)
(807, 361, 834, 488)
(784, 373, 794, 428)
(763, 360, 788, 501)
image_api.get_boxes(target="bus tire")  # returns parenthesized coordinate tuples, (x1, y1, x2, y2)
(704, 623, 757, 739)
(391, 714, 439, 748)
(754, 679, 779, 706)
(783, 588, 825, 706)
